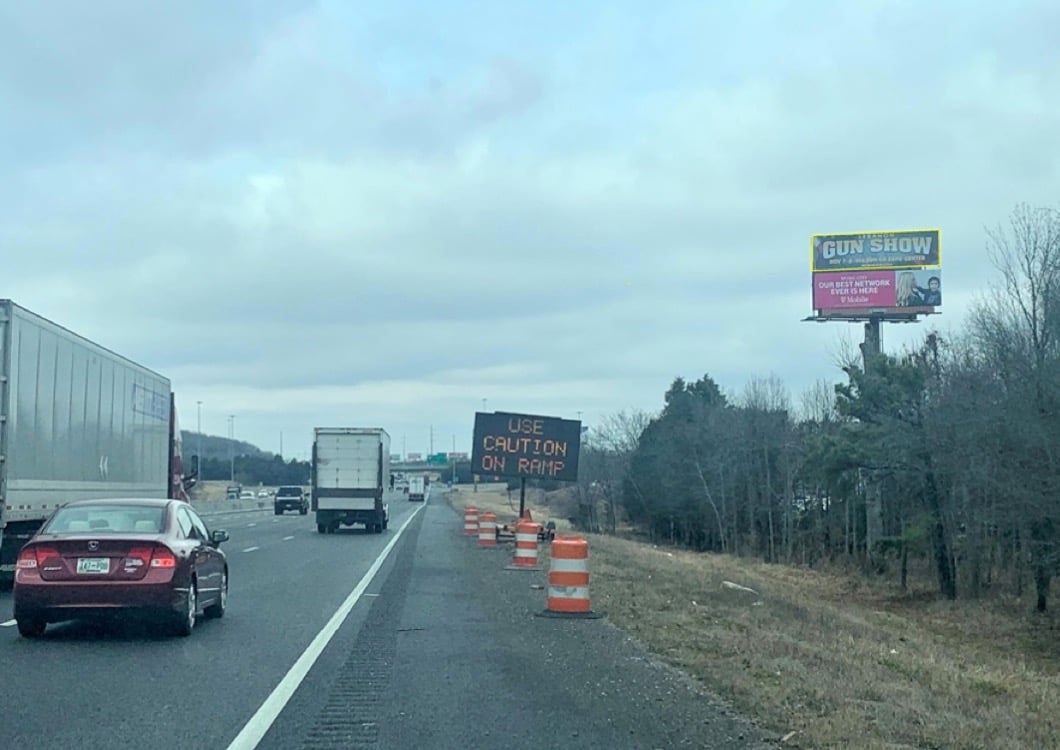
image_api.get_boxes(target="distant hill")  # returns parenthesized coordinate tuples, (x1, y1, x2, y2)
(181, 431, 310, 485)
(180, 431, 268, 460)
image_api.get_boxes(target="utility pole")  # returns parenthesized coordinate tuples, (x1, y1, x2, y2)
(279, 431, 283, 458)
(228, 414, 236, 483)
(196, 400, 203, 478)
(429, 424, 434, 455)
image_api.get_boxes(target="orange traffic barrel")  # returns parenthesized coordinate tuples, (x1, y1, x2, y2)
(504, 520, 541, 570)
(538, 534, 601, 619)
(477, 511, 497, 547)
(463, 506, 479, 536)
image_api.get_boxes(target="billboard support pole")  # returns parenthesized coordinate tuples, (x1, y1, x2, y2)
(519, 477, 526, 519)
(860, 316, 882, 373)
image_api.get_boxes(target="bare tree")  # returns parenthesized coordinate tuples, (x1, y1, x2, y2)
(975, 203, 1060, 610)
(588, 409, 653, 534)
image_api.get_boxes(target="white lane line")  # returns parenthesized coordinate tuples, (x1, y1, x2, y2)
(247, 523, 257, 528)
(0, 619, 16, 627)
(282, 535, 294, 541)
(242, 546, 260, 553)
(225, 503, 426, 750)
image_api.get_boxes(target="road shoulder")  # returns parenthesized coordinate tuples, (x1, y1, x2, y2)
(377, 499, 776, 749)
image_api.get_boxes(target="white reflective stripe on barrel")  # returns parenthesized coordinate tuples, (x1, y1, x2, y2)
(548, 586, 590, 600)
(548, 557, 588, 573)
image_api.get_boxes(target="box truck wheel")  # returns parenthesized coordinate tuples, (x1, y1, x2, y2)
(317, 523, 327, 534)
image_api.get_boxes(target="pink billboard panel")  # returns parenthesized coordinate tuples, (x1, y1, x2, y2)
(813, 269, 941, 311)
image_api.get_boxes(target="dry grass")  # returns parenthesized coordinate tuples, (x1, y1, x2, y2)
(448, 489, 1060, 749)
(448, 482, 574, 532)
(190, 480, 231, 502)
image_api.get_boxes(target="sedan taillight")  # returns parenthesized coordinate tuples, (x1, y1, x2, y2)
(124, 546, 154, 569)
(17, 546, 59, 569)
(150, 547, 177, 568)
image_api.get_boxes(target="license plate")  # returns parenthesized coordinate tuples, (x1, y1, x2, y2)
(77, 557, 111, 575)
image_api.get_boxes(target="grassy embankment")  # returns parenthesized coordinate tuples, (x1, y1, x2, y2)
(449, 484, 1060, 750)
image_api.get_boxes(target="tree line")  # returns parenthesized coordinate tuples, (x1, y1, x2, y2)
(573, 204, 1060, 611)
(196, 453, 311, 487)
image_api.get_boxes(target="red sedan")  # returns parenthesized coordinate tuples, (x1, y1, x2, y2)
(13, 498, 230, 638)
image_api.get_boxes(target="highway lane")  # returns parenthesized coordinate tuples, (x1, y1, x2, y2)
(0, 491, 422, 750)
(250, 493, 772, 749)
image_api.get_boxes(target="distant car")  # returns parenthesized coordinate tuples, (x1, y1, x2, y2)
(274, 485, 308, 515)
(225, 486, 241, 501)
(239, 491, 255, 501)
(13, 498, 230, 638)
(257, 489, 270, 498)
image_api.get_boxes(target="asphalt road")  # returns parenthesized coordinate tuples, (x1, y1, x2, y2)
(0, 491, 775, 750)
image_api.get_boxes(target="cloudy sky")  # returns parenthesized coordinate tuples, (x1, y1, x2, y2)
(3, 1, 1059, 458)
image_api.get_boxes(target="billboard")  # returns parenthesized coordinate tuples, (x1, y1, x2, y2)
(471, 411, 581, 481)
(406, 452, 422, 461)
(811, 229, 940, 271)
(447, 452, 469, 460)
(813, 269, 942, 311)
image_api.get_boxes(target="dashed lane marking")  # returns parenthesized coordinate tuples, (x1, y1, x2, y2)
(242, 546, 260, 553)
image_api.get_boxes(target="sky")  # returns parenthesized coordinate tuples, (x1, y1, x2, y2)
(3, 1, 1059, 459)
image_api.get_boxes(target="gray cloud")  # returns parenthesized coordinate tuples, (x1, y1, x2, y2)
(2, 1, 1059, 453)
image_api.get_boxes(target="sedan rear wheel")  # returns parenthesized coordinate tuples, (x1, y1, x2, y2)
(17, 616, 46, 638)
(174, 582, 197, 637)
(204, 570, 227, 619)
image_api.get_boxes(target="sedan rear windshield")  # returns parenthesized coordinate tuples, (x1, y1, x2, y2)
(44, 505, 166, 534)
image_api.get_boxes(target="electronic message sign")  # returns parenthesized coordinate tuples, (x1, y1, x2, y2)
(811, 229, 940, 271)
(471, 411, 581, 481)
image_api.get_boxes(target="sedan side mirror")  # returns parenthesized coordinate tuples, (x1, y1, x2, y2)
(211, 529, 230, 546)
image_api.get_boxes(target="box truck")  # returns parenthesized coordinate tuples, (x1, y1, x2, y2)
(407, 475, 427, 502)
(312, 427, 390, 534)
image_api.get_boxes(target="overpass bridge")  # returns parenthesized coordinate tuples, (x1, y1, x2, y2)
(391, 461, 446, 473)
